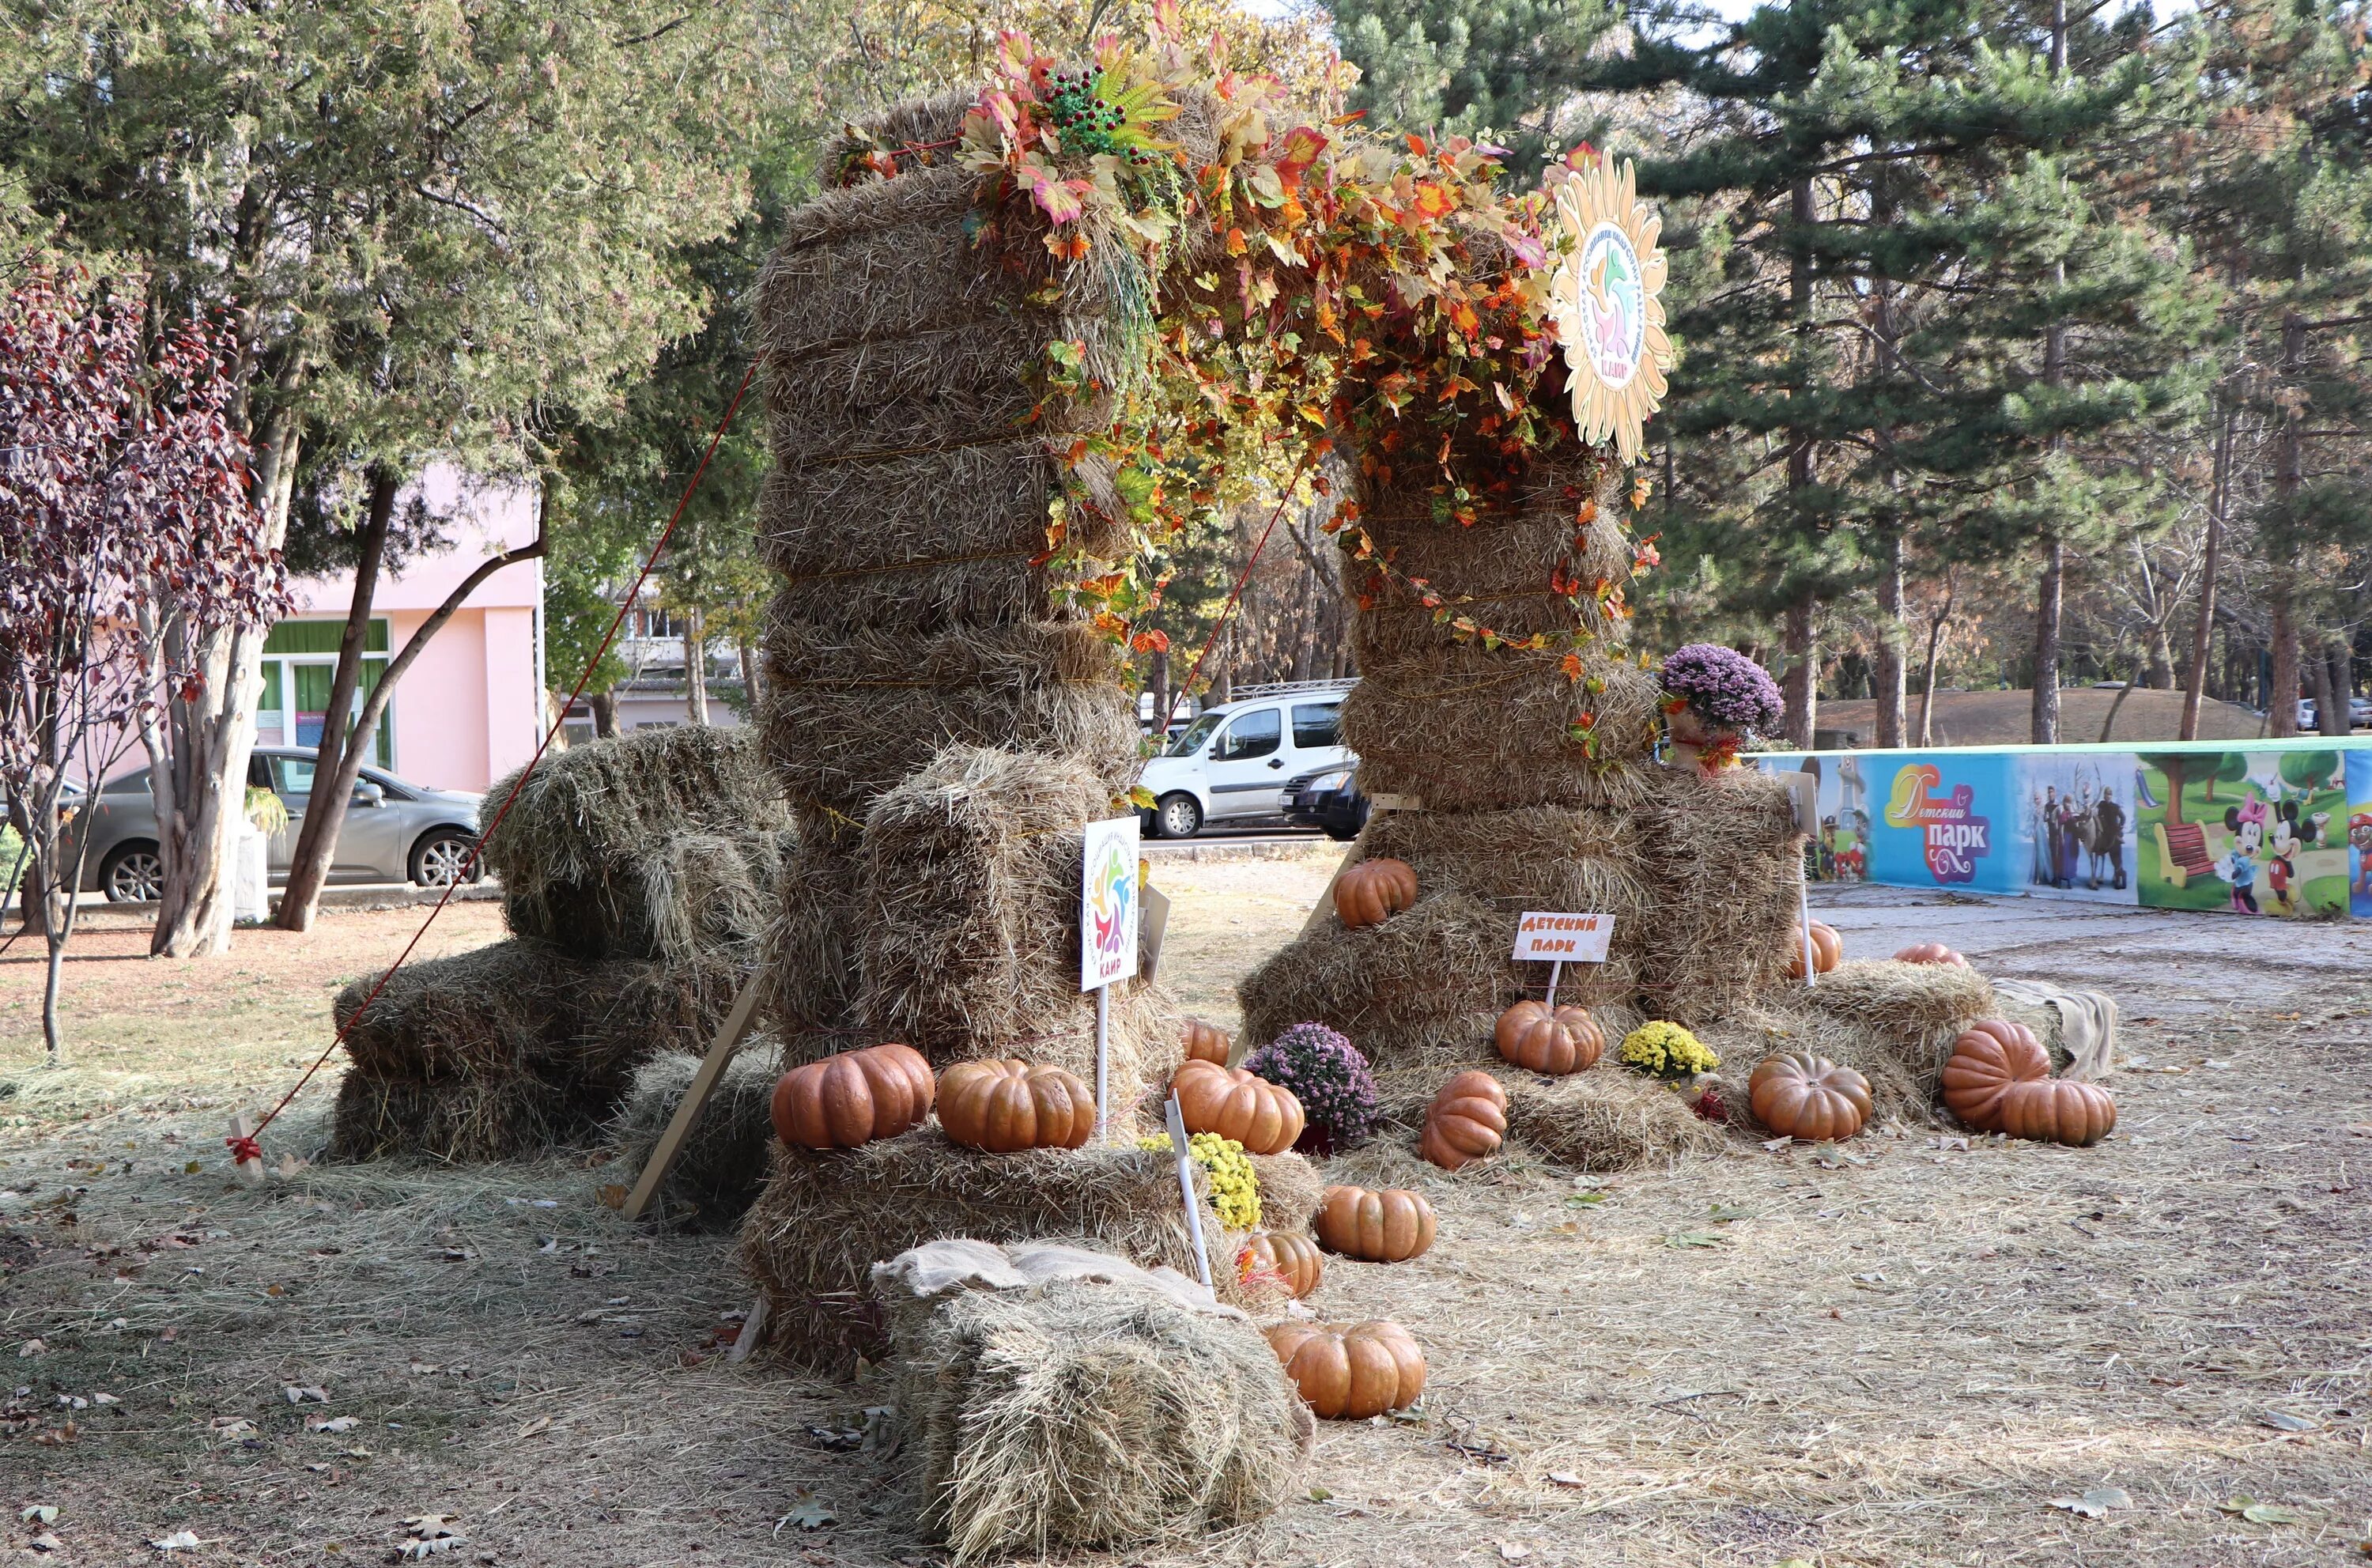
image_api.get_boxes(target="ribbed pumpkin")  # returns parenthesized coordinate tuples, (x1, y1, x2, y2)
(1182, 1018, 1232, 1067)
(1493, 999, 1604, 1075)
(935, 1060, 1097, 1153)
(1335, 857, 1418, 929)
(1314, 1184, 1437, 1262)
(1173, 1059, 1305, 1155)
(1940, 1018, 2050, 1131)
(770, 1042, 935, 1150)
(1892, 941, 1968, 968)
(1747, 1053, 1873, 1142)
(1785, 920, 1844, 977)
(1266, 1320, 1426, 1419)
(1420, 1070, 1508, 1170)
(1237, 1230, 1324, 1299)
(1996, 1078, 2117, 1146)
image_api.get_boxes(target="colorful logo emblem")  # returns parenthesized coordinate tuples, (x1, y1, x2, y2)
(1548, 155, 1674, 463)
(1577, 224, 1645, 390)
(1086, 837, 1135, 966)
(1884, 764, 1992, 884)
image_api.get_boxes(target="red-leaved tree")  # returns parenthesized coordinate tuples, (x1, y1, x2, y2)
(0, 264, 289, 1063)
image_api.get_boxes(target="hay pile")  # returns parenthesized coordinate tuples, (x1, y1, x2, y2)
(1696, 959, 1999, 1128)
(737, 1129, 1324, 1368)
(886, 1267, 1309, 1562)
(606, 1041, 786, 1230)
(1630, 765, 1804, 1026)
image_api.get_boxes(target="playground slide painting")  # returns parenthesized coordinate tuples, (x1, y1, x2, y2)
(2131, 749, 2350, 918)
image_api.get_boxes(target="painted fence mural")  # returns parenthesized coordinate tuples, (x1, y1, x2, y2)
(1760, 741, 2372, 920)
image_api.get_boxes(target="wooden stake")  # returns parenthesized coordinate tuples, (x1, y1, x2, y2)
(621, 969, 765, 1222)
(725, 1294, 769, 1364)
(228, 1113, 265, 1187)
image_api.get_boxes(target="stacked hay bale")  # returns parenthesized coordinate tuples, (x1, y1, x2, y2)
(607, 1041, 788, 1230)
(327, 727, 787, 1163)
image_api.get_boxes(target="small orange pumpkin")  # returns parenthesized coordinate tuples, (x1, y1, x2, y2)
(1785, 920, 1843, 977)
(1995, 1078, 2117, 1146)
(1266, 1319, 1426, 1419)
(1420, 1070, 1508, 1171)
(1493, 999, 1604, 1075)
(1747, 1053, 1873, 1142)
(1182, 1018, 1232, 1067)
(1237, 1230, 1324, 1299)
(770, 1042, 935, 1150)
(1892, 941, 1967, 967)
(935, 1060, 1097, 1153)
(1314, 1185, 1437, 1262)
(1335, 857, 1418, 930)
(1940, 1018, 2051, 1132)
(1173, 1058, 1305, 1155)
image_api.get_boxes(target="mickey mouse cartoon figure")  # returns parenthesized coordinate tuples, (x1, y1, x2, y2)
(2218, 795, 2268, 915)
(2265, 800, 2304, 915)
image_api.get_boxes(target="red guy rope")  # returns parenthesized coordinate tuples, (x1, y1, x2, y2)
(227, 361, 759, 1167)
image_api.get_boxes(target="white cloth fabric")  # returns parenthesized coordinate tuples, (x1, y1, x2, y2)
(1993, 977, 2117, 1081)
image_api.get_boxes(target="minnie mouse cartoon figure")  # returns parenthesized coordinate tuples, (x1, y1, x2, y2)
(2219, 796, 2268, 915)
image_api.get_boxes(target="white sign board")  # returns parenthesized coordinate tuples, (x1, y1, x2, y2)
(1079, 815, 1142, 992)
(1509, 911, 1614, 964)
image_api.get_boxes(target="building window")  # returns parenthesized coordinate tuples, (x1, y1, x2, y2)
(259, 619, 395, 766)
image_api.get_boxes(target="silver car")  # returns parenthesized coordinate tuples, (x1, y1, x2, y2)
(73, 747, 485, 901)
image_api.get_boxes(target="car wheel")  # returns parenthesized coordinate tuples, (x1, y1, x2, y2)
(1323, 820, 1359, 842)
(99, 841, 164, 903)
(410, 829, 482, 888)
(1156, 792, 1203, 840)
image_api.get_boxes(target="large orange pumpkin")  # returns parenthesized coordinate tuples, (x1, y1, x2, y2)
(1892, 941, 1968, 968)
(1493, 999, 1604, 1075)
(770, 1042, 935, 1150)
(935, 1060, 1097, 1153)
(1747, 1053, 1873, 1142)
(1335, 858, 1418, 930)
(1420, 1070, 1508, 1171)
(1182, 1018, 1232, 1067)
(1237, 1230, 1324, 1299)
(1940, 1018, 2050, 1132)
(1314, 1185, 1437, 1262)
(1995, 1078, 2117, 1146)
(1173, 1059, 1305, 1155)
(1785, 920, 1843, 977)
(1266, 1320, 1426, 1419)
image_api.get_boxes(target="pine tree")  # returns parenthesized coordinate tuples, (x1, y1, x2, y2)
(1331, 0, 1618, 175)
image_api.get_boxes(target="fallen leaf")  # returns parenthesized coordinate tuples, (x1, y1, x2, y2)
(776, 1493, 837, 1532)
(18, 1339, 47, 1357)
(1562, 1192, 1604, 1208)
(1497, 1543, 1530, 1561)
(1547, 1471, 1585, 1488)
(1305, 1486, 1332, 1502)
(1760, 1136, 1792, 1152)
(21, 1506, 58, 1524)
(28, 1531, 61, 1552)
(92, 1392, 119, 1405)
(518, 1415, 551, 1438)
(2261, 1410, 2319, 1432)
(149, 1531, 201, 1551)
(2047, 1486, 2131, 1517)
(1705, 1203, 1755, 1222)
(284, 1385, 328, 1404)
(304, 1415, 358, 1434)
(1663, 1231, 1728, 1249)
(2219, 1496, 2302, 1525)
(596, 1185, 628, 1210)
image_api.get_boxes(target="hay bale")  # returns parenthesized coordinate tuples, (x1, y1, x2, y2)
(323, 1068, 612, 1164)
(736, 1131, 1321, 1368)
(1500, 1064, 1728, 1170)
(1358, 804, 1654, 920)
(761, 842, 869, 1047)
(1633, 766, 1803, 1027)
(606, 1041, 785, 1231)
(890, 1273, 1309, 1562)
(1698, 960, 1999, 1125)
(334, 939, 576, 1081)
(478, 727, 789, 962)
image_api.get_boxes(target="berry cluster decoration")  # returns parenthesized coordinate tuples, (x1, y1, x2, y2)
(1243, 1022, 1381, 1155)
(1140, 1131, 1262, 1230)
(1619, 1022, 1720, 1081)
(1659, 643, 1783, 734)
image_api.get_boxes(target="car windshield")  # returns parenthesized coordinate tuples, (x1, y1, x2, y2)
(1164, 712, 1224, 758)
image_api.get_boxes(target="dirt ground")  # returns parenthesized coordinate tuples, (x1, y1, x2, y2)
(4, 863, 2369, 1566)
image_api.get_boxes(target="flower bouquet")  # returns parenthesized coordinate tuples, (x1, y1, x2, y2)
(1657, 643, 1781, 773)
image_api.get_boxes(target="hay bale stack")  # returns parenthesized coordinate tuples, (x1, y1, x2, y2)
(607, 1041, 786, 1230)
(887, 1271, 1309, 1562)
(1697, 960, 1998, 1126)
(1631, 766, 1804, 1026)
(761, 842, 870, 1049)
(737, 1130, 1321, 1368)
(325, 1068, 610, 1165)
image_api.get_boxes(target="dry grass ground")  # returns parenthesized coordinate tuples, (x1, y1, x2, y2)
(3, 869, 2369, 1566)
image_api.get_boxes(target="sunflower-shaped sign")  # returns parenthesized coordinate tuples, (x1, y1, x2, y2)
(1548, 157, 1673, 463)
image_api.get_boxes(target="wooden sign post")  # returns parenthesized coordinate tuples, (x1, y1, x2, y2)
(1080, 815, 1142, 1140)
(1509, 911, 1615, 1007)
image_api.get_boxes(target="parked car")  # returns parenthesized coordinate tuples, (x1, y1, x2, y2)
(1137, 681, 1355, 838)
(2298, 697, 2372, 731)
(71, 747, 485, 901)
(1281, 765, 1368, 841)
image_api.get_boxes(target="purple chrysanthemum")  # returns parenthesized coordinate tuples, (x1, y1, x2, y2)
(1243, 1022, 1380, 1154)
(1660, 642, 1783, 732)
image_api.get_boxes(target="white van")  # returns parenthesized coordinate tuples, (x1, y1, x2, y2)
(1137, 681, 1354, 838)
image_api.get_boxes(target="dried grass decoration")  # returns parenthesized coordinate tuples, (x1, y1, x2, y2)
(608, 1044, 783, 1230)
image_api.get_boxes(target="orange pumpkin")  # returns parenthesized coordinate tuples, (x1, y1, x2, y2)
(935, 1060, 1097, 1153)
(1892, 942, 1968, 968)
(1265, 1320, 1426, 1419)
(1237, 1230, 1324, 1299)
(1940, 1018, 2051, 1132)
(1182, 1018, 1232, 1067)
(1420, 1070, 1508, 1171)
(1995, 1078, 2117, 1146)
(1785, 920, 1843, 977)
(1335, 858, 1418, 930)
(1747, 1053, 1873, 1142)
(1314, 1185, 1437, 1262)
(770, 1042, 935, 1150)
(1493, 999, 1604, 1075)
(1173, 1059, 1305, 1155)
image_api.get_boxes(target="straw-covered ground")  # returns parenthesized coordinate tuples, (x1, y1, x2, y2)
(4, 863, 2370, 1566)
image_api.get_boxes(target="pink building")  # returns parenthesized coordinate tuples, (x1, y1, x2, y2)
(270, 465, 546, 792)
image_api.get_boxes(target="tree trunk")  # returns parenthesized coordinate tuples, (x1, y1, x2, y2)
(1148, 644, 1171, 740)
(2317, 638, 2349, 736)
(2181, 404, 2230, 739)
(1873, 531, 1906, 748)
(275, 467, 398, 931)
(589, 691, 619, 738)
(737, 637, 763, 718)
(683, 604, 710, 725)
(1916, 576, 1954, 748)
(2268, 311, 2305, 740)
(2030, 534, 2064, 743)
(2268, 587, 2300, 738)
(1782, 597, 1819, 748)
(2329, 643, 2355, 733)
